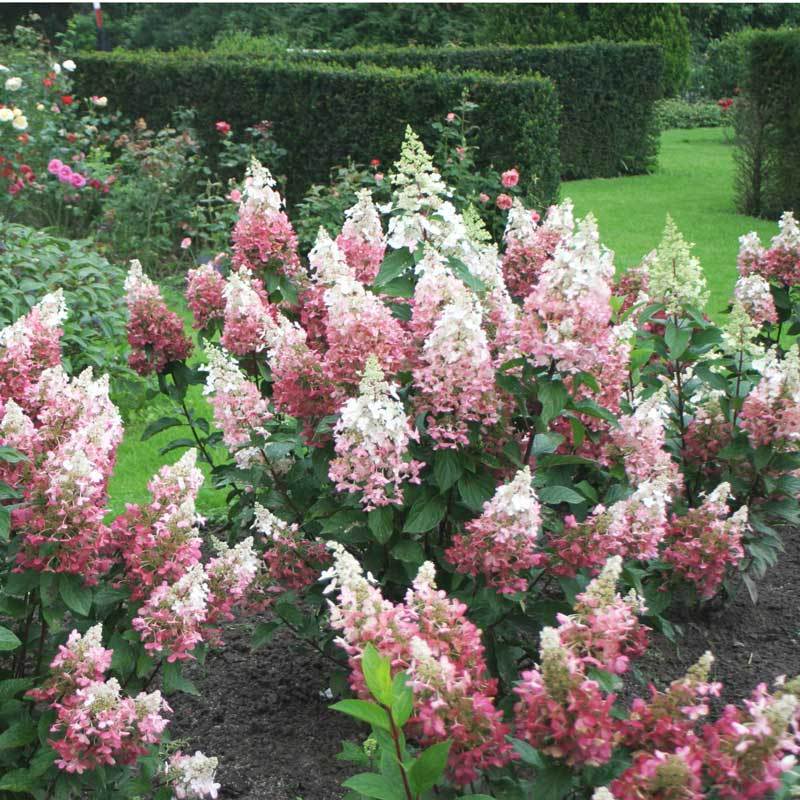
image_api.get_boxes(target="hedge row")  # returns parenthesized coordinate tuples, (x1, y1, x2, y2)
(74, 52, 561, 207)
(279, 41, 665, 179)
(735, 30, 800, 218)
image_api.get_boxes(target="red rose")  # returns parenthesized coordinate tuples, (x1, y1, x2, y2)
(370, 158, 381, 167)
(61, 95, 74, 106)
(215, 120, 231, 135)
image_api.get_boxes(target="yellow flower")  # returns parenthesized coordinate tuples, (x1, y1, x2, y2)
(0, 108, 13, 123)
(12, 115, 28, 131)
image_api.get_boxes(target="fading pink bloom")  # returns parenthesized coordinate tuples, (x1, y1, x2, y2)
(501, 168, 519, 188)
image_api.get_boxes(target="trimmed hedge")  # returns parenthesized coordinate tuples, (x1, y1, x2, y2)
(74, 51, 561, 207)
(278, 42, 665, 179)
(735, 30, 800, 218)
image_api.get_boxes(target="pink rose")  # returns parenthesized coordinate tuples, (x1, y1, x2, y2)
(479, 193, 490, 204)
(501, 168, 519, 188)
(227, 188, 241, 203)
(531, 211, 540, 223)
(58, 165, 73, 182)
(374, 172, 384, 183)
(47, 158, 63, 175)
(496, 193, 513, 210)
(180, 237, 192, 250)
(446, 112, 456, 122)
(215, 120, 231, 136)
(70, 172, 86, 188)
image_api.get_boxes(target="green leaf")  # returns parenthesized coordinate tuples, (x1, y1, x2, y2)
(58, 574, 92, 617)
(457, 472, 495, 512)
(531, 761, 574, 800)
(361, 643, 393, 706)
(0, 719, 37, 750)
(390, 539, 425, 564)
(665, 321, 691, 360)
(433, 450, 463, 492)
(162, 662, 200, 696)
(330, 699, 391, 731)
(252, 620, 282, 651)
(374, 249, 414, 288)
(0, 505, 9, 542)
(409, 741, 452, 795)
(141, 416, 184, 441)
(538, 380, 568, 425)
(538, 485, 584, 505)
(403, 492, 446, 534)
(391, 672, 413, 727)
(532, 432, 565, 456)
(512, 738, 544, 767)
(158, 438, 197, 456)
(342, 773, 405, 800)
(0, 446, 27, 463)
(368, 507, 394, 544)
(0, 678, 33, 700)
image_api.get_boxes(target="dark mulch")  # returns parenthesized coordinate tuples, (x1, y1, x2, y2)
(169, 621, 357, 800)
(632, 526, 800, 704)
(170, 529, 800, 798)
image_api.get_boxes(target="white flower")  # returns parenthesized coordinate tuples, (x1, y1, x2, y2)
(62, 59, 76, 72)
(0, 108, 13, 123)
(52, 62, 62, 74)
(11, 115, 27, 131)
(4, 77, 22, 91)
(35, 102, 44, 111)
(648, 215, 708, 313)
(0, 64, 9, 72)
(92, 95, 108, 108)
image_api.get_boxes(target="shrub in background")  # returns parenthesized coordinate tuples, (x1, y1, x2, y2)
(74, 51, 562, 208)
(284, 41, 664, 180)
(0, 221, 127, 378)
(478, 3, 689, 95)
(654, 97, 727, 130)
(735, 29, 800, 218)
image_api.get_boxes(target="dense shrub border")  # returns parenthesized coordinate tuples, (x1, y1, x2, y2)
(74, 52, 561, 207)
(735, 29, 800, 218)
(287, 42, 665, 179)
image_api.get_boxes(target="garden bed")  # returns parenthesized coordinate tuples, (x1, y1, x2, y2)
(169, 528, 800, 799)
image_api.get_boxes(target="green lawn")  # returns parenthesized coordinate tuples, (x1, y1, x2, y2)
(563, 127, 778, 317)
(109, 126, 779, 515)
(106, 287, 228, 517)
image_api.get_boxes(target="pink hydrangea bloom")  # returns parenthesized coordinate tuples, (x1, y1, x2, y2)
(662, 484, 747, 599)
(610, 748, 705, 800)
(738, 212, 800, 287)
(514, 627, 619, 767)
(323, 548, 513, 784)
(124, 260, 192, 375)
(555, 556, 649, 675)
(220, 267, 276, 356)
(132, 563, 208, 662)
(111, 450, 204, 601)
(165, 751, 221, 799)
(739, 347, 800, 450)
(413, 290, 500, 448)
(231, 158, 302, 283)
(201, 345, 271, 450)
(446, 467, 545, 594)
(186, 262, 226, 330)
(329, 357, 423, 509)
(335, 189, 386, 284)
(254, 504, 330, 592)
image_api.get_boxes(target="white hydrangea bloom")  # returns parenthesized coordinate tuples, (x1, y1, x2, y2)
(648, 215, 708, 313)
(241, 157, 283, 215)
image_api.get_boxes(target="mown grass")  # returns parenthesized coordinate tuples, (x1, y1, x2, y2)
(106, 286, 228, 517)
(563, 126, 778, 318)
(109, 126, 780, 514)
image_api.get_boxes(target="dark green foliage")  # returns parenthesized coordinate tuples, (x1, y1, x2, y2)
(0, 221, 128, 377)
(288, 42, 664, 179)
(735, 30, 800, 218)
(73, 51, 561, 207)
(701, 28, 759, 99)
(477, 4, 688, 96)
